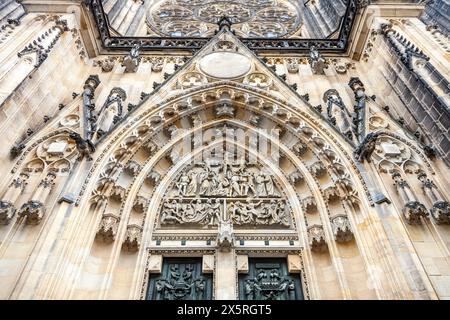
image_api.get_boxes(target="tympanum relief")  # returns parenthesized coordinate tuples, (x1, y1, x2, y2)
(159, 159, 292, 229)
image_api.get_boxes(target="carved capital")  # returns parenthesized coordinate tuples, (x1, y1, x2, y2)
(331, 214, 354, 243)
(348, 77, 365, 94)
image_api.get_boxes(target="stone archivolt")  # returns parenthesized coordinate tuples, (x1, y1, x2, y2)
(1, 12, 449, 301)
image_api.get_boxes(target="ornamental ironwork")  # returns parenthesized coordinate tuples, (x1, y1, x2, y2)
(89, 0, 360, 53)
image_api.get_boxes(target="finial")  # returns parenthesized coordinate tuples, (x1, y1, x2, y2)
(218, 16, 232, 31)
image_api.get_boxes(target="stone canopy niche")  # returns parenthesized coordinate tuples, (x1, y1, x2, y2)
(158, 158, 292, 229)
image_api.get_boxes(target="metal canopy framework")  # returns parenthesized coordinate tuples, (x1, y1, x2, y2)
(89, 0, 361, 53)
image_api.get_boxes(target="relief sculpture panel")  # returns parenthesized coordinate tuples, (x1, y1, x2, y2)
(159, 159, 292, 229)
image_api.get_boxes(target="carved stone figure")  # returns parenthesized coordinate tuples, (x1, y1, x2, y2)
(174, 161, 282, 199)
(309, 46, 327, 75)
(229, 169, 243, 197)
(122, 44, 141, 73)
(208, 199, 222, 226)
(96, 213, 120, 243)
(265, 174, 276, 196)
(255, 172, 267, 197)
(177, 173, 190, 196)
(287, 59, 299, 73)
(308, 225, 327, 253)
(186, 171, 200, 196)
(97, 57, 115, 72)
(240, 260, 300, 300)
(161, 200, 181, 225)
(323, 89, 354, 140)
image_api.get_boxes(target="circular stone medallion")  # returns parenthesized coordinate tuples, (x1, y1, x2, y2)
(199, 52, 251, 79)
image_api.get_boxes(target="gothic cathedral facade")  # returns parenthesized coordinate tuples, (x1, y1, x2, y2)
(0, 0, 449, 300)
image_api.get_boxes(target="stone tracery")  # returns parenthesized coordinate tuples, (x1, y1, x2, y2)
(146, 0, 302, 38)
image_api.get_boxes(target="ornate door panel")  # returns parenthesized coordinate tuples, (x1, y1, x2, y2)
(146, 258, 213, 300)
(238, 258, 303, 300)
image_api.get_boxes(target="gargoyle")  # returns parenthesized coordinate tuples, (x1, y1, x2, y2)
(69, 132, 96, 161)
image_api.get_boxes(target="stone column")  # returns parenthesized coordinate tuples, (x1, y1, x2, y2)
(0, 173, 29, 224)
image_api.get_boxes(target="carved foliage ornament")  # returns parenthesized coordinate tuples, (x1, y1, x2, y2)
(331, 214, 354, 243)
(96, 213, 120, 243)
(239, 259, 303, 300)
(307, 224, 327, 253)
